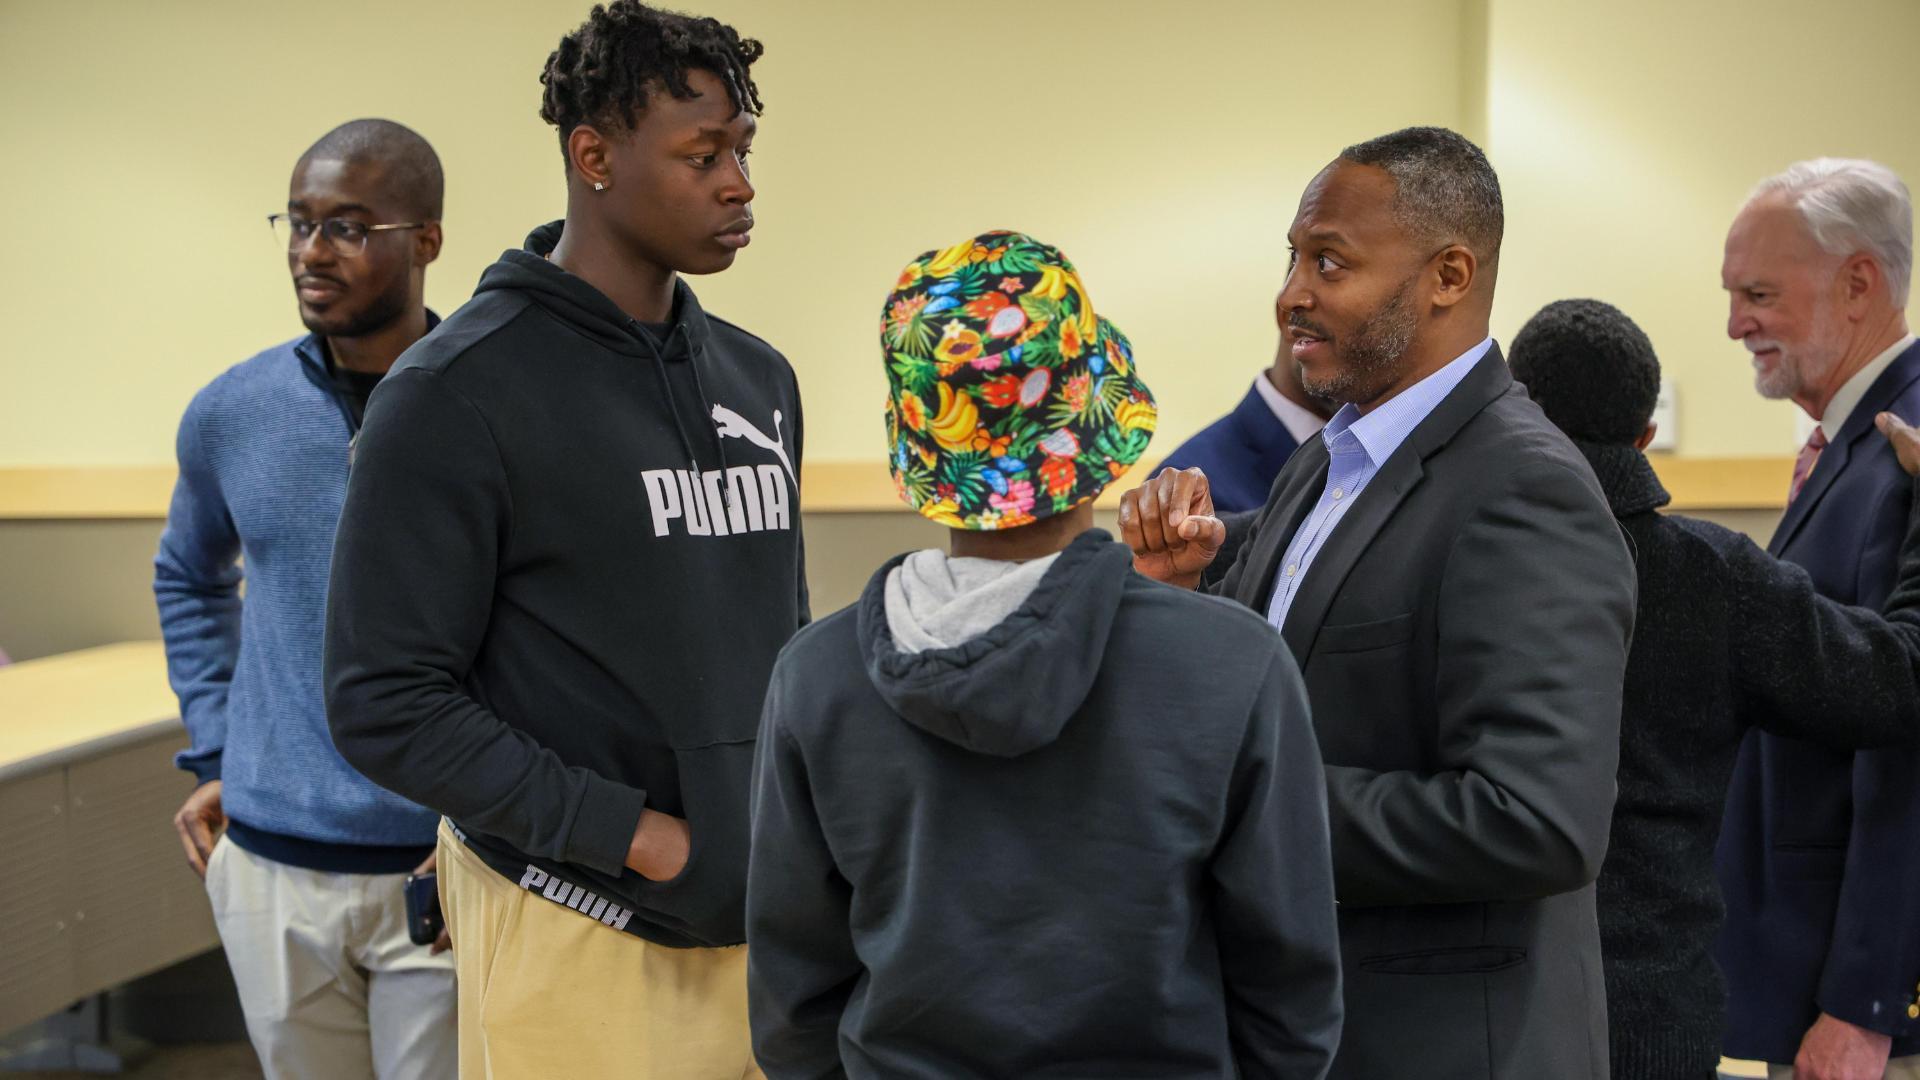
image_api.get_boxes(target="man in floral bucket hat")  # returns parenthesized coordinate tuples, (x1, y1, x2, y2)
(745, 230, 1342, 1079)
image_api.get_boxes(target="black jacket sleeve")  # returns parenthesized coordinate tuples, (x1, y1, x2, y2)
(1203, 508, 1264, 594)
(1324, 461, 1634, 905)
(746, 662, 857, 1079)
(1213, 648, 1342, 1080)
(323, 368, 647, 876)
(1730, 474, 1920, 748)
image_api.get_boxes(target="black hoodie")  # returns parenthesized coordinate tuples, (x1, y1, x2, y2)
(746, 530, 1343, 1079)
(325, 222, 807, 948)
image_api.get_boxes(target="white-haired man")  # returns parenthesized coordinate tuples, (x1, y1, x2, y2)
(1717, 157, 1920, 1080)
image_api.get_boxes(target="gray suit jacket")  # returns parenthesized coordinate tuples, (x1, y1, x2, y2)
(1212, 346, 1635, 1079)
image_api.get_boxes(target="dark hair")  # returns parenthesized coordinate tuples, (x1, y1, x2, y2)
(300, 118, 444, 220)
(539, 1, 764, 159)
(1508, 299, 1662, 445)
(1340, 126, 1503, 273)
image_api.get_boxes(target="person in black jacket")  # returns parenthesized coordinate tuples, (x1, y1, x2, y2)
(1121, 127, 1633, 1080)
(746, 231, 1343, 1080)
(1507, 298, 1920, 1080)
(324, 5, 801, 1078)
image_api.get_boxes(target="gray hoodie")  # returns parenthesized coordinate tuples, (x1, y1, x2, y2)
(747, 528, 1343, 1079)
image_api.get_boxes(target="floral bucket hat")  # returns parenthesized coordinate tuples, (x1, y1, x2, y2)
(881, 230, 1157, 530)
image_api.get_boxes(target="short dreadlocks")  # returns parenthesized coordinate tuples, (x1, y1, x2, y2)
(538, 1, 765, 162)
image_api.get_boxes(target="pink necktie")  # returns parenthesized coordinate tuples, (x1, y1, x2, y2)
(1789, 427, 1828, 504)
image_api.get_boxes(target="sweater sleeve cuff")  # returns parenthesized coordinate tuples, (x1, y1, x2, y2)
(174, 747, 222, 785)
(564, 774, 649, 877)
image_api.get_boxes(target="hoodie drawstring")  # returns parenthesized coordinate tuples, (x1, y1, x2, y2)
(634, 318, 734, 509)
(683, 339, 733, 503)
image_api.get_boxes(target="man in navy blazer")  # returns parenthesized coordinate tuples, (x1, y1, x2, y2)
(1159, 333, 1335, 512)
(1716, 157, 1920, 1080)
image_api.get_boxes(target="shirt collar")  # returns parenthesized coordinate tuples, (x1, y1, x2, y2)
(294, 310, 443, 373)
(1250, 370, 1330, 445)
(1322, 336, 1495, 466)
(1821, 333, 1917, 443)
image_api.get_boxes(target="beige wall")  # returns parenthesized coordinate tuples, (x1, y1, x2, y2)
(0, 0, 1471, 469)
(8, 0, 1916, 475)
(1485, 0, 1920, 457)
(0, 0, 1905, 659)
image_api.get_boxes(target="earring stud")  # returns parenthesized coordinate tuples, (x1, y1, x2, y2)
(593, 181, 606, 191)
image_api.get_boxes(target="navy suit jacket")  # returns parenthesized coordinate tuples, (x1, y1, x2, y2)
(1716, 338, 1920, 1063)
(1159, 381, 1305, 512)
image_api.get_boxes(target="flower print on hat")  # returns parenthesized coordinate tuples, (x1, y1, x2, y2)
(882, 230, 1156, 530)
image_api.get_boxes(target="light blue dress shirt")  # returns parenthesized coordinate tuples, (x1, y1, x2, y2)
(1266, 337, 1495, 629)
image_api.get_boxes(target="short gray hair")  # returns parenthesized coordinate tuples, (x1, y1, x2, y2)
(1752, 158, 1912, 304)
(1340, 126, 1504, 272)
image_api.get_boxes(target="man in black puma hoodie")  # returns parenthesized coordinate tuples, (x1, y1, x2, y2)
(746, 232, 1342, 1079)
(323, 6, 800, 1077)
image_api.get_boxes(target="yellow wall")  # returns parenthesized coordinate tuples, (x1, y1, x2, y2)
(1486, 0, 1920, 456)
(1, 0, 1914, 470)
(0, 0, 1468, 467)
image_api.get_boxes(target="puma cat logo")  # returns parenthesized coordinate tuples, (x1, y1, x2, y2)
(711, 404, 796, 484)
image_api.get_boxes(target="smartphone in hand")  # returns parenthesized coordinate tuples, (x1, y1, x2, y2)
(404, 871, 444, 947)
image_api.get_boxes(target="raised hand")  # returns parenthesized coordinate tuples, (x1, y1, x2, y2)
(1117, 467, 1227, 590)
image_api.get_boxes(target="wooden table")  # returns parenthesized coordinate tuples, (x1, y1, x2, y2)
(0, 642, 216, 1035)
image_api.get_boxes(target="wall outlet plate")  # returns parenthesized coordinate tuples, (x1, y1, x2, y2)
(1648, 378, 1678, 451)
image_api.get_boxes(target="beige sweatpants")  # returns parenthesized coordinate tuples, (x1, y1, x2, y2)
(435, 822, 764, 1080)
(203, 836, 457, 1080)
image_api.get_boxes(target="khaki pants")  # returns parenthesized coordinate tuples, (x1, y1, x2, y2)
(435, 823, 763, 1080)
(204, 836, 457, 1080)
(1769, 1055, 1920, 1078)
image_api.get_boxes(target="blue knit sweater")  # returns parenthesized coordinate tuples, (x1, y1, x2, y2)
(155, 333, 438, 848)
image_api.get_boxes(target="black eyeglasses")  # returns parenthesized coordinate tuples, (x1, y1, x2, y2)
(268, 213, 429, 257)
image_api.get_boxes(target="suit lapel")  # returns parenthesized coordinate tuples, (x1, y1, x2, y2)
(1274, 346, 1515, 659)
(1280, 451, 1425, 658)
(1770, 340, 1920, 555)
(1768, 435, 1849, 556)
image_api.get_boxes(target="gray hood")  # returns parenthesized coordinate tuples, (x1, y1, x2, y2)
(884, 549, 1061, 654)
(855, 529, 1132, 757)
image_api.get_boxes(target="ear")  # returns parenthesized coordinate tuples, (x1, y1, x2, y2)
(568, 125, 612, 189)
(414, 222, 443, 267)
(1430, 245, 1478, 310)
(1839, 252, 1884, 315)
(1635, 422, 1658, 451)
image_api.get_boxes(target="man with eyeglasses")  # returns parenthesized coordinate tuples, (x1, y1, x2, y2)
(154, 118, 454, 1080)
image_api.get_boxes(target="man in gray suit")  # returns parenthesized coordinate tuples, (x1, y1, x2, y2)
(1120, 127, 1635, 1078)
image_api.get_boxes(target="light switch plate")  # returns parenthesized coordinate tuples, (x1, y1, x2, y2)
(1648, 378, 1678, 451)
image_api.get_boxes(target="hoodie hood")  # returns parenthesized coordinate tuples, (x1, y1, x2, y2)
(478, 220, 728, 480)
(884, 549, 1061, 655)
(472, 220, 714, 360)
(855, 529, 1133, 757)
